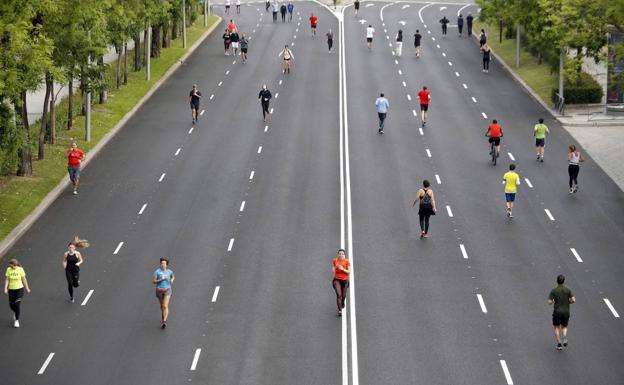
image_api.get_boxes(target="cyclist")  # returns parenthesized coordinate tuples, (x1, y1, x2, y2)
(485, 119, 503, 159)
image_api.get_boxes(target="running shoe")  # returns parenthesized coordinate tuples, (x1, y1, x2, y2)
(423, 232, 428, 238)
(562, 337, 568, 347)
(573, 186, 578, 193)
(420, 231, 425, 238)
(338, 310, 342, 316)
(161, 321, 167, 329)
(569, 188, 574, 194)
(537, 155, 541, 161)
(73, 190, 78, 195)
(556, 343, 563, 351)
(540, 157, 544, 163)
(380, 130, 384, 134)
(14, 320, 19, 328)
(70, 297, 74, 303)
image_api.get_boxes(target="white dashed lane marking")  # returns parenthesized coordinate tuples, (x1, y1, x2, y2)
(544, 209, 555, 221)
(604, 299, 620, 318)
(507, 152, 515, 161)
(435, 174, 441, 184)
(436, 44, 440, 48)
(190, 349, 201, 371)
(481, 112, 488, 119)
(175, 148, 181, 156)
(81, 289, 94, 306)
(500, 360, 513, 385)
(398, 69, 403, 75)
(210, 94, 214, 100)
(218, 81, 223, 87)
(426, 148, 431, 157)
(476, 294, 487, 313)
(459, 244, 468, 259)
(257, 146, 263, 154)
(37, 353, 55, 375)
(446, 205, 453, 217)
(200, 110, 205, 116)
(402, 81, 406, 87)
(524, 178, 533, 188)
(455, 72, 460, 77)
(406, 94, 411, 101)
(113, 242, 124, 255)
(158, 173, 166, 182)
(240, 201, 246, 212)
(249, 170, 255, 180)
(211, 286, 221, 302)
(442, 52, 446, 57)
(412, 109, 417, 117)
(264, 125, 269, 132)
(462, 83, 467, 89)
(227, 238, 235, 252)
(570, 248, 582, 263)
(418, 127, 424, 135)
(188, 127, 194, 134)
(138, 203, 147, 215)
(275, 92, 279, 98)
(225, 70, 230, 75)
(270, 108, 274, 114)
(471, 97, 477, 103)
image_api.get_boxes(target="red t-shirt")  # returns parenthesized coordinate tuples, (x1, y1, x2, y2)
(310, 16, 318, 28)
(333, 258, 350, 281)
(488, 123, 503, 138)
(418, 90, 430, 105)
(228, 22, 236, 33)
(67, 149, 84, 167)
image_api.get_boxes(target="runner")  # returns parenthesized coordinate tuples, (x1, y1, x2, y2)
(414, 29, 422, 57)
(230, 29, 240, 56)
(225, 0, 231, 14)
(439, 16, 449, 36)
(287, 2, 294, 22)
(466, 13, 474, 36)
(332, 249, 350, 316)
(481, 44, 491, 72)
(66, 141, 86, 195)
(457, 14, 464, 36)
(309, 13, 318, 37)
(272, 0, 279, 22)
(567, 144, 585, 194)
(228, 19, 237, 33)
(502, 163, 520, 218)
(222, 28, 232, 55)
(189, 84, 202, 124)
(375, 93, 389, 134)
(417, 86, 431, 126)
(236, 0, 241, 14)
(240, 34, 249, 63)
(366, 24, 375, 49)
(354, 0, 360, 17)
(62, 237, 89, 303)
(281, 45, 294, 74)
(479, 29, 487, 47)
(326, 29, 334, 54)
(534, 118, 549, 162)
(395, 29, 403, 57)
(265, 0, 270, 12)
(4, 259, 31, 328)
(547, 274, 576, 350)
(153, 257, 175, 329)
(486, 119, 503, 158)
(412, 180, 437, 238)
(258, 84, 272, 122)
(280, 3, 287, 22)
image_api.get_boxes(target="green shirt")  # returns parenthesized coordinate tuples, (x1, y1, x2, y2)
(534, 123, 549, 139)
(5, 266, 26, 290)
(548, 284, 573, 316)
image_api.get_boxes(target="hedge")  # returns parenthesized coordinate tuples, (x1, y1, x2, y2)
(552, 71, 603, 104)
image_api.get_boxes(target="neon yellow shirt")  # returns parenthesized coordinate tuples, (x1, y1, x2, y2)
(534, 123, 549, 139)
(5, 266, 26, 290)
(503, 171, 520, 193)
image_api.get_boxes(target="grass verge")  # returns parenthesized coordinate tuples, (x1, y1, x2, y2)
(0, 16, 218, 241)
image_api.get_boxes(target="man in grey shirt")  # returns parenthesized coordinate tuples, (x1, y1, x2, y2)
(375, 93, 390, 134)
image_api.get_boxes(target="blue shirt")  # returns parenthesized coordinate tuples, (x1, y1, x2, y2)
(154, 268, 174, 289)
(375, 97, 389, 113)
(287, 3, 294, 12)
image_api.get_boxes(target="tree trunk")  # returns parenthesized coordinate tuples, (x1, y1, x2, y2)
(116, 45, 122, 88)
(16, 91, 32, 176)
(133, 34, 141, 71)
(123, 42, 128, 84)
(49, 82, 56, 144)
(38, 73, 52, 160)
(99, 56, 107, 104)
(67, 73, 74, 130)
(162, 20, 170, 48)
(151, 24, 161, 58)
(172, 19, 178, 40)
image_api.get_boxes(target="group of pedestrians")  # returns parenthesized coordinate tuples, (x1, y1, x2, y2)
(222, 20, 249, 63)
(439, 13, 474, 37)
(271, 1, 294, 23)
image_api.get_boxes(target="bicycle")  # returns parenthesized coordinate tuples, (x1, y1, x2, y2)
(490, 140, 498, 165)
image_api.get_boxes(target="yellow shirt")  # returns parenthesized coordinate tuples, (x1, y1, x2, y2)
(503, 171, 520, 193)
(5, 266, 26, 290)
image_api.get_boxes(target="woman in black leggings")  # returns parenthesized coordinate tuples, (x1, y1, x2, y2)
(413, 180, 437, 238)
(567, 144, 585, 193)
(4, 259, 31, 328)
(62, 237, 89, 302)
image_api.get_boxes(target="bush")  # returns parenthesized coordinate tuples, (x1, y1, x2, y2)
(552, 71, 603, 104)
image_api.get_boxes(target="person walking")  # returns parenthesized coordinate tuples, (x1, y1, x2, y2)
(414, 29, 422, 57)
(466, 13, 474, 36)
(534, 118, 549, 162)
(375, 93, 390, 134)
(567, 144, 585, 194)
(222, 29, 232, 55)
(272, 0, 279, 22)
(225, 0, 231, 14)
(153, 257, 175, 329)
(236, 0, 241, 14)
(230, 30, 240, 56)
(479, 29, 487, 47)
(240, 34, 249, 63)
(395, 29, 403, 57)
(281, 45, 294, 74)
(228, 19, 237, 33)
(457, 14, 464, 36)
(189, 84, 202, 124)
(417, 86, 431, 126)
(366, 24, 375, 49)
(326, 29, 334, 54)
(503, 163, 520, 218)
(66, 141, 86, 195)
(309, 13, 318, 37)
(439, 16, 449, 36)
(332, 249, 350, 316)
(62, 237, 89, 303)
(4, 259, 31, 328)
(258, 84, 272, 122)
(280, 3, 287, 22)
(548, 274, 576, 350)
(287, 2, 294, 22)
(481, 44, 491, 72)
(412, 180, 436, 238)
(354, 0, 360, 17)
(266, 0, 270, 12)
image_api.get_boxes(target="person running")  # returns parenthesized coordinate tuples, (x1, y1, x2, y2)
(567, 144, 585, 194)
(395, 29, 403, 57)
(62, 237, 89, 303)
(479, 29, 487, 47)
(354, 0, 360, 17)
(439, 16, 449, 36)
(287, 2, 294, 22)
(66, 141, 86, 195)
(332, 249, 350, 316)
(366, 24, 375, 49)
(258, 84, 272, 122)
(466, 13, 474, 36)
(236, 0, 241, 14)
(153, 257, 175, 329)
(240, 34, 249, 63)
(481, 44, 491, 72)
(417, 86, 431, 126)
(225, 0, 231, 14)
(548, 274, 576, 350)
(189, 84, 202, 124)
(457, 14, 464, 36)
(228, 20, 237, 33)
(222, 29, 232, 55)
(412, 180, 437, 238)
(4, 259, 31, 328)
(265, 0, 270, 12)
(230, 30, 240, 56)
(272, 0, 279, 22)
(280, 3, 287, 22)
(281, 45, 294, 74)
(414, 29, 422, 57)
(326, 29, 334, 54)
(486, 119, 503, 158)
(375, 93, 390, 134)
(502, 163, 520, 218)
(309, 13, 318, 37)
(534, 118, 549, 162)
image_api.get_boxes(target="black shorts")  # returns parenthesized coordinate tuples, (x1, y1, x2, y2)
(535, 138, 545, 147)
(420, 104, 428, 111)
(241, 47, 248, 53)
(552, 313, 569, 327)
(488, 137, 501, 146)
(354, 2, 360, 10)
(190, 102, 200, 111)
(366, 37, 373, 43)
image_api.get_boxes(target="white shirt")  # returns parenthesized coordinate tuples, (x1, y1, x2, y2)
(366, 27, 375, 38)
(236, 0, 241, 4)
(226, 0, 231, 5)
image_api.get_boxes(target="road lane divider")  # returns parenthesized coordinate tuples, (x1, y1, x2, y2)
(426, 148, 431, 157)
(500, 360, 513, 384)
(227, 238, 235, 252)
(257, 146, 263, 154)
(471, 96, 477, 103)
(507, 152, 515, 161)
(249, 170, 255, 180)
(476, 294, 487, 313)
(240, 201, 246, 212)
(481, 112, 488, 119)
(570, 248, 583, 263)
(175, 148, 181, 156)
(524, 178, 533, 188)
(544, 209, 555, 221)
(462, 83, 467, 89)
(158, 173, 166, 182)
(37, 353, 55, 375)
(604, 298, 620, 318)
(113, 242, 124, 255)
(446, 205, 453, 217)
(190, 348, 201, 371)
(435, 174, 441, 184)
(418, 127, 424, 135)
(188, 127, 194, 134)
(459, 244, 468, 259)
(211, 286, 220, 302)
(81, 289, 94, 306)
(138, 203, 148, 215)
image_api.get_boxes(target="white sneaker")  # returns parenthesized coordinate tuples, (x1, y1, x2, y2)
(14, 320, 20, 328)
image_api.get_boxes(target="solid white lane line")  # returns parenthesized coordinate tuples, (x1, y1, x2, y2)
(544, 209, 555, 221)
(455, 71, 460, 77)
(406, 94, 411, 101)
(402, 81, 407, 87)
(604, 298, 620, 318)
(435, 174, 441, 184)
(446, 205, 453, 217)
(227, 238, 235, 252)
(240, 201, 246, 212)
(211, 286, 220, 302)
(190, 348, 201, 371)
(175, 148, 181, 156)
(476, 294, 488, 313)
(471, 96, 477, 103)
(418, 127, 424, 135)
(426, 148, 431, 157)
(481, 112, 488, 119)
(113, 242, 124, 255)
(249, 170, 255, 180)
(508, 152, 515, 161)
(500, 360, 513, 384)
(200, 110, 205, 116)
(38, 353, 55, 375)
(210, 94, 214, 100)
(418, 3, 433, 23)
(218, 81, 222, 86)
(264, 125, 269, 132)
(524, 178, 533, 188)
(225, 70, 230, 75)
(570, 248, 583, 263)
(459, 244, 468, 259)
(138, 203, 147, 215)
(257, 146, 262, 154)
(412, 109, 417, 117)
(462, 83, 467, 89)
(457, 3, 471, 16)
(188, 127, 194, 134)
(398, 69, 403, 75)
(81, 289, 94, 306)
(158, 173, 166, 182)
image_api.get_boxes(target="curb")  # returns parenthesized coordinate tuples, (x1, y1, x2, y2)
(0, 17, 222, 259)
